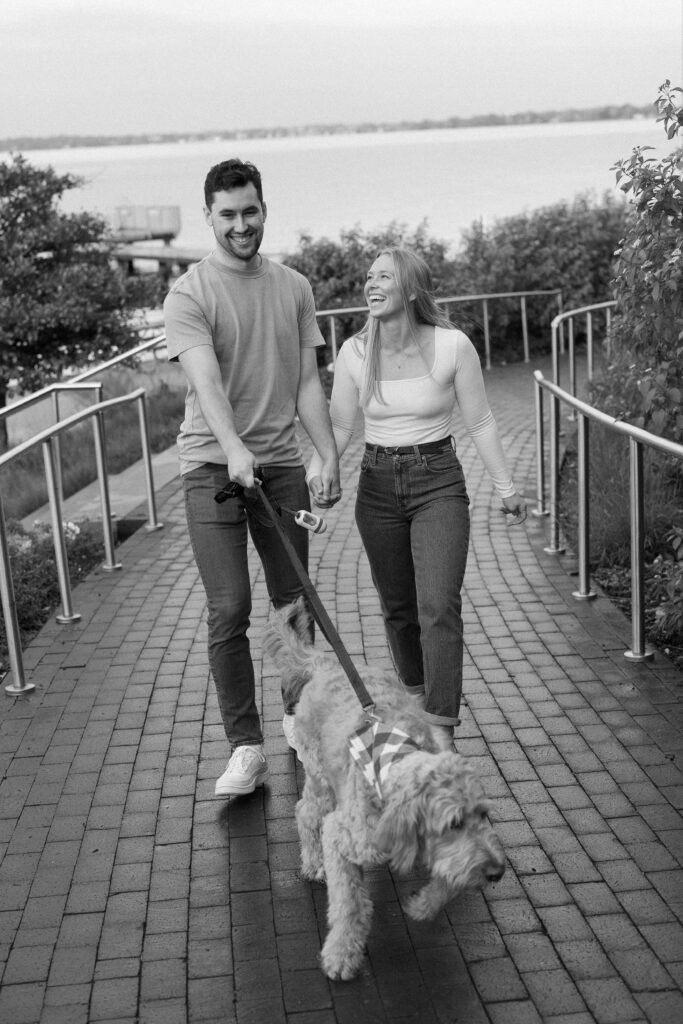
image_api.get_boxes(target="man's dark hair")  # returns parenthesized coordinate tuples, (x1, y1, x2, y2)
(204, 159, 264, 208)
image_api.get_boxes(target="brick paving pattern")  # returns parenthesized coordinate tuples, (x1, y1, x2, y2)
(1, 359, 682, 1023)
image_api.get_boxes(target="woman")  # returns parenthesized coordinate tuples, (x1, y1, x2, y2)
(308, 247, 526, 747)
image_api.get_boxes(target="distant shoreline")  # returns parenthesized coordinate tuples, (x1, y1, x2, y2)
(1, 102, 654, 154)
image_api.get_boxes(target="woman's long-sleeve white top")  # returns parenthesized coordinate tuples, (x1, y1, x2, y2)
(310, 326, 517, 498)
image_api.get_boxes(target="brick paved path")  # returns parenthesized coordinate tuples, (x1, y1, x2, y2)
(1, 360, 682, 1024)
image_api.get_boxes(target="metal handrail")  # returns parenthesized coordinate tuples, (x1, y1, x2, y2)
(534, 370, 683, 662)
(0, 383, 107, 509)
(318, 288, 563, 369)
(550, 300, 617, 394)
(1, 388, 162, 697)
(69, 333, 168, 384)
(1, 285, 563, 401)
(0, 382, 104, 423)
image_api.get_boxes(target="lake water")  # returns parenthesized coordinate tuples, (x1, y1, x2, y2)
(15, 119, 663, 258)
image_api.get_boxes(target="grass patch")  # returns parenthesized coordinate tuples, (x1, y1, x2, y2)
(2, 365, 186, 522)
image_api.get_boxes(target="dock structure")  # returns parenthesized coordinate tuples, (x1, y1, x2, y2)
(112, 205, 182, 244)
(112, 242, 209, 281)
(110, 205, 209, 282)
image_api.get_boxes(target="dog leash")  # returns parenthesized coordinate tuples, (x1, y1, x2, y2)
(215, 475, 376, 714)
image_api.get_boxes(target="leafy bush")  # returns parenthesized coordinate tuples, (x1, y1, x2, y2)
(591, 81, 683, 446)
(283, 195, 629, 364)
(558, 83, 683, 665)
(0, 519, 104, 666)
(649, 527, 683, 641)
(450, 192, 630, 359)
(283, 220, 460, 348)
(0, 154, 166, 447)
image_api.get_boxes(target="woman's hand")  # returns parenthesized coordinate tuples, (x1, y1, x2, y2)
(500, 492, 527, 526)
(308, 475, 342, 509)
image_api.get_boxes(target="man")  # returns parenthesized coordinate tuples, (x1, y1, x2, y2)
(164, 159, 340, 798)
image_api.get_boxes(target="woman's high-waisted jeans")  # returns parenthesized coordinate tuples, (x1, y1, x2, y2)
(183, 463, 310, 748)
(355, 439, 470, 726)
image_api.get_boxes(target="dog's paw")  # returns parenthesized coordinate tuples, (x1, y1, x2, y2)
(301, 861, 326, 883)
(321, 938, 366, 981)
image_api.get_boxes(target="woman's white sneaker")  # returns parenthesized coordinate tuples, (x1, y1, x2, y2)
(215, 745, 269, 797)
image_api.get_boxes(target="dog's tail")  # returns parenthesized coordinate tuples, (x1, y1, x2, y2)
(263, 597, 319, 706)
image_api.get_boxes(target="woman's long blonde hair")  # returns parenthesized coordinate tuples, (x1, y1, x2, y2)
(357, 247, 454, 407)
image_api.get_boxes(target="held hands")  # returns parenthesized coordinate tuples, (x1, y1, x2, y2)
(500, 492, 527, 526)
(308, 474, 342, 509)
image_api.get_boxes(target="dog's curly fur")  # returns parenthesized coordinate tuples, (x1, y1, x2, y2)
(264, 599, 506, 981)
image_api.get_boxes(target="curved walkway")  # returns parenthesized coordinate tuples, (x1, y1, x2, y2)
(1, 359, 682, 1024)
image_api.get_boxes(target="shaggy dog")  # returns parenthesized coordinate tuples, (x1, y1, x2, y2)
(264, 599, 506, 981)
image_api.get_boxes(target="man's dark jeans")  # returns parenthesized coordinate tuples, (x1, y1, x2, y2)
(183, 462, 310, 748)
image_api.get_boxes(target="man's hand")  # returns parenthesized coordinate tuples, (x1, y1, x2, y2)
(226, 441, 259, 493)
(308, 472, 342, 509)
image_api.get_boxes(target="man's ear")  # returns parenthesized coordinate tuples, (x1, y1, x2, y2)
(261, 201, 268, 222)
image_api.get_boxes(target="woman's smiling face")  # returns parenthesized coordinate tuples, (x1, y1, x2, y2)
(364, 252, 405, 320)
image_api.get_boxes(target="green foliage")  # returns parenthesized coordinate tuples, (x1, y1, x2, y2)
(0, 153, 165, 415)
(0, 520, 104, 663)
(283, 220, 459, 344)
(649, 527, 683, 641)
(283, 196, 629, 363)
(450, 192, 629, 356)
(592, 82, 683, 444)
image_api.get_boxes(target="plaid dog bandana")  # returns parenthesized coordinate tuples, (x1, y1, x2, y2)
(348, 718, 420, 800)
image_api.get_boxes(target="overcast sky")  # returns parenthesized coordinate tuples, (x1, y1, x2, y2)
(1, 0, 680, 138)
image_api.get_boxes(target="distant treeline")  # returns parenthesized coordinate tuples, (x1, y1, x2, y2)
(1, 102, 656, 153)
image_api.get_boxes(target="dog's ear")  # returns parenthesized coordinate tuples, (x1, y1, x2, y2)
(287, 596, 313, 644)
(373, 791, 424, 874)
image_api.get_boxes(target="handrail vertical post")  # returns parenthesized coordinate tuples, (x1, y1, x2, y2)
(533, 376, 549, 517)
(92, 411, 122, 571)
(482, 298, 491, 370)
(329, 316, 338, 366)
(51, 390, 65, 510)
(137, 393, 163, 532)
(572, 414, 596, 600)
(520, 295, 530, 363)
(544, 392, 565, 554)
(567, 317, 577, 421)
(605, 306, 613, 357)
(42, 438, 81, 624)
(625, 438, 653, 661)
(551, 320, 560, 385)
(1, 494, 34, 694)
(586, 312, 594, 383)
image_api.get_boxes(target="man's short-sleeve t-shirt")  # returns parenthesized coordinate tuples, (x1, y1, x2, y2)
(164, 254, 324, 473)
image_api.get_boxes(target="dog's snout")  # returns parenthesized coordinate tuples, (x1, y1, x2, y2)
(486, 859, 506, 883)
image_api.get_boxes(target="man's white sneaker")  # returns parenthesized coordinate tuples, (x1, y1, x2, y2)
(282, 713, 298, 754)
(215, 745, 269, 797)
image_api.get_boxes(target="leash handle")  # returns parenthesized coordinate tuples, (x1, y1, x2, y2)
(254, 483, 376, 713)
